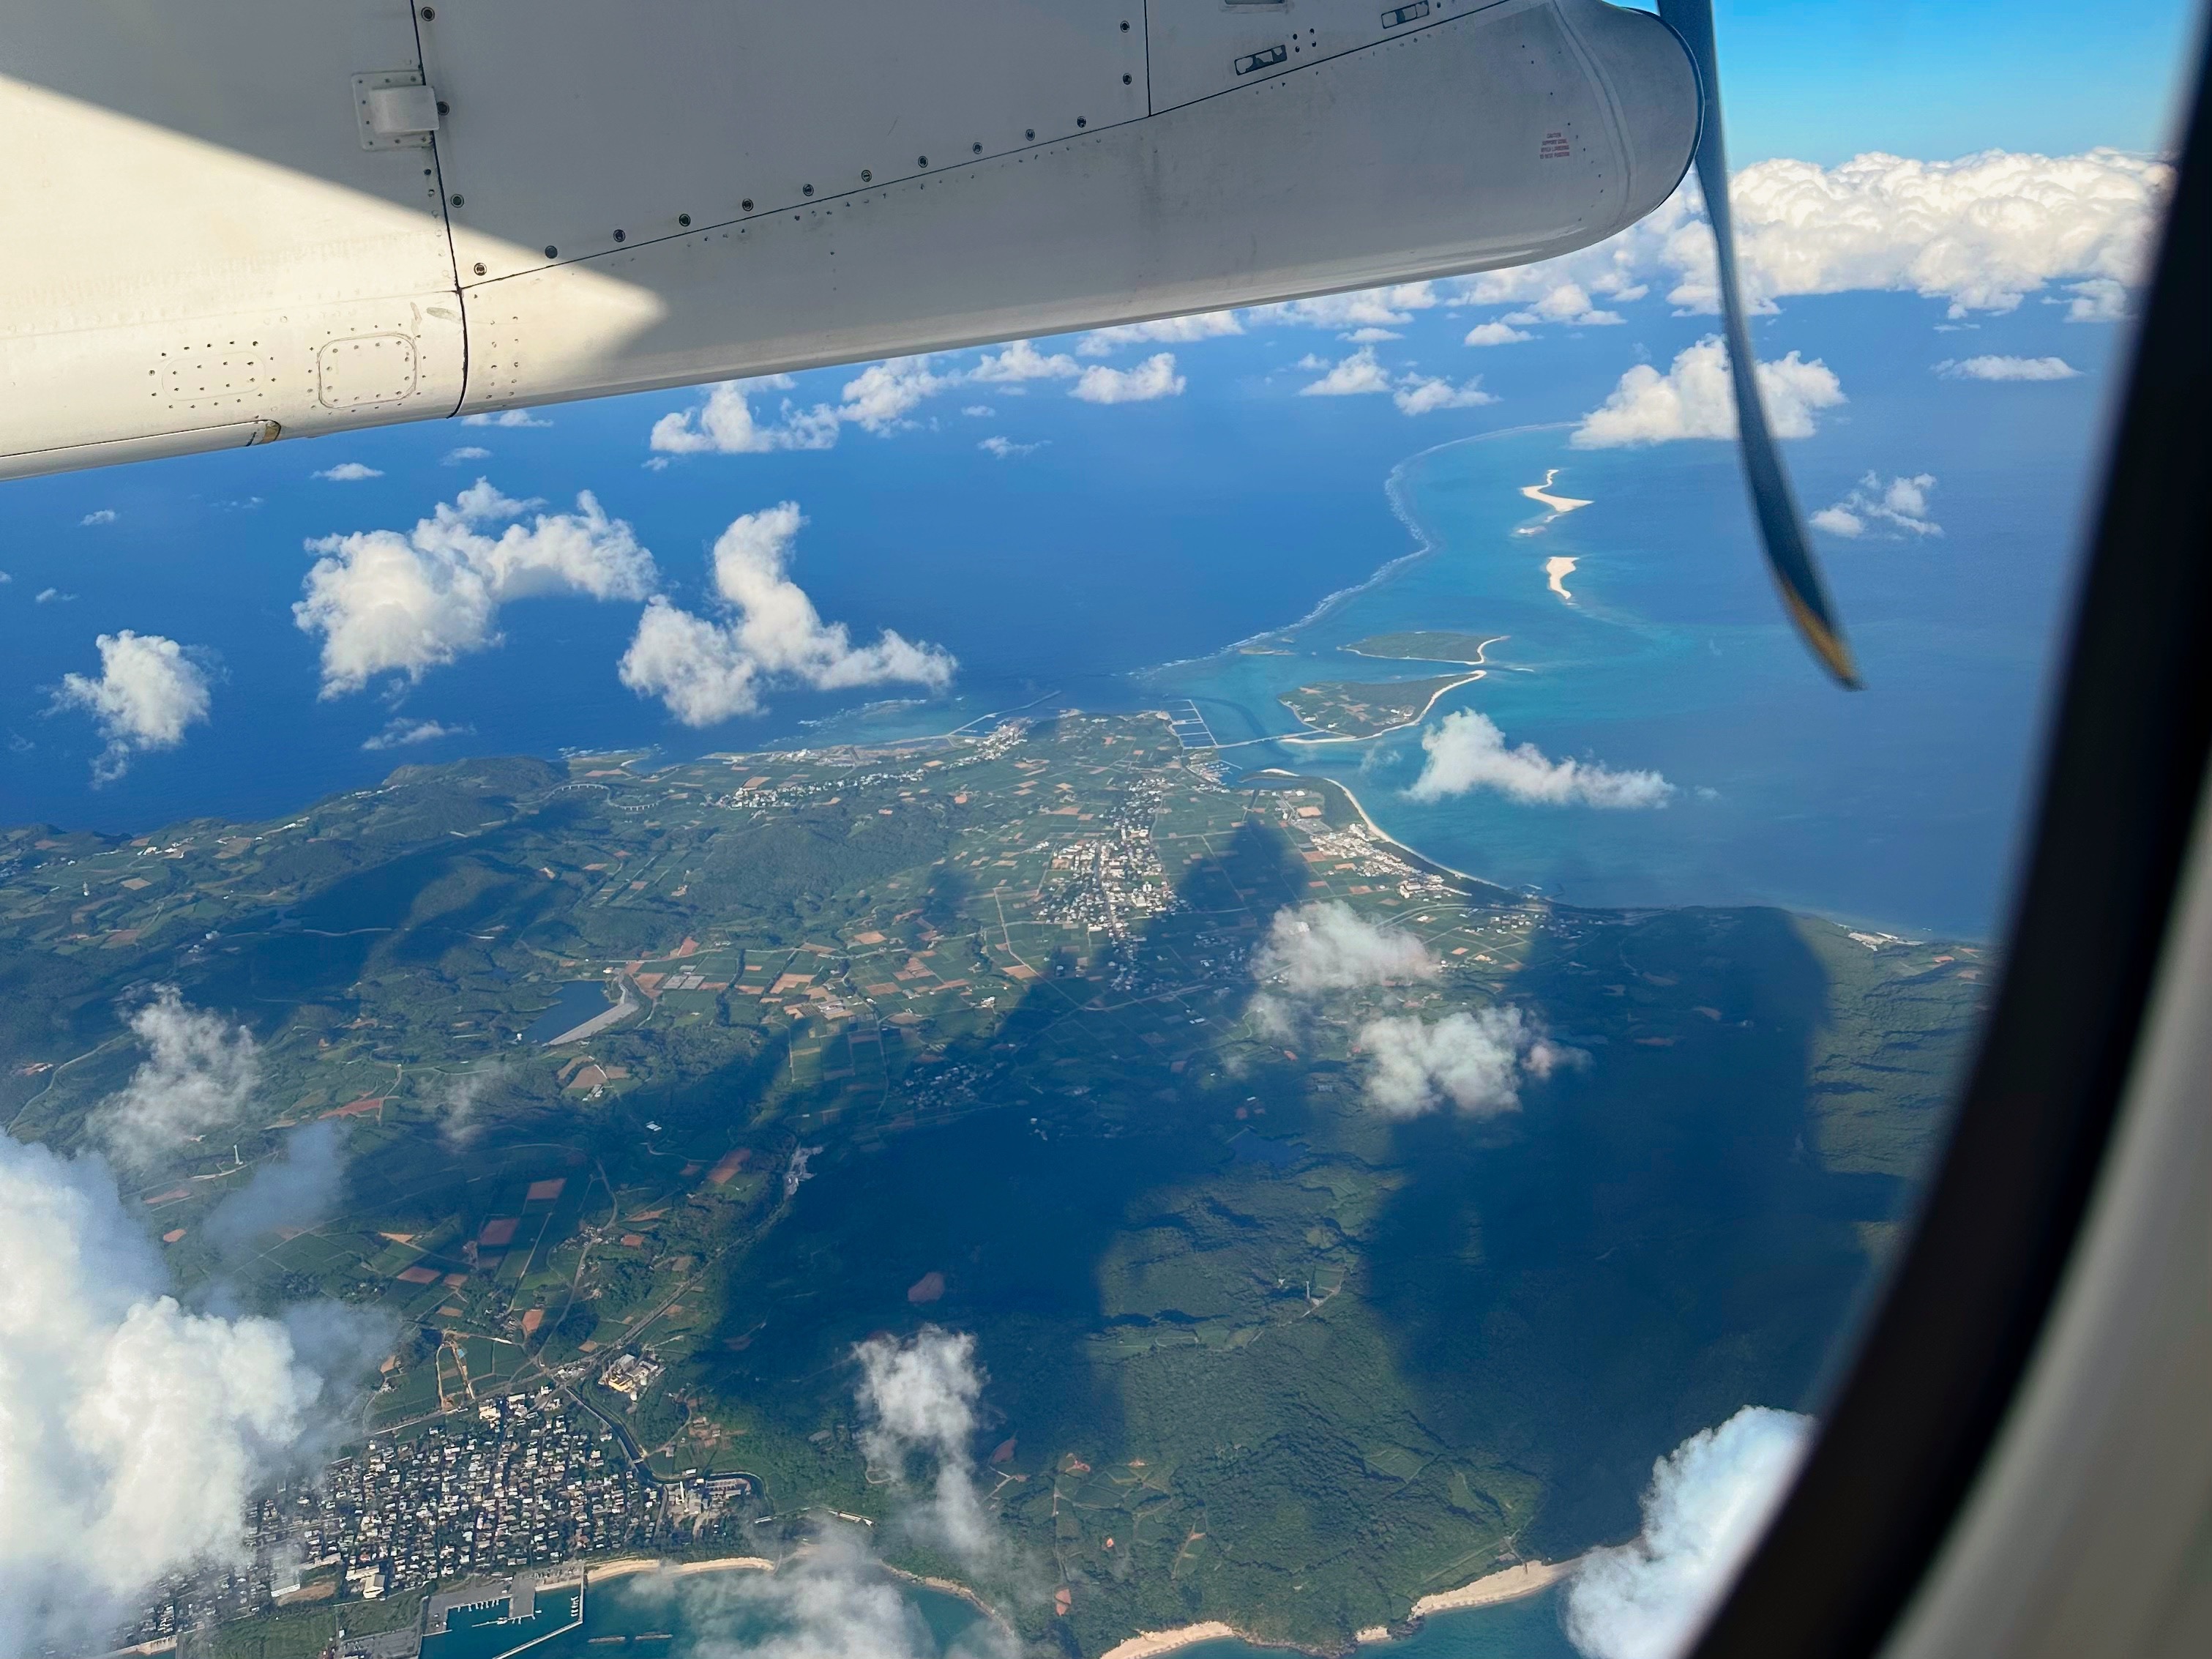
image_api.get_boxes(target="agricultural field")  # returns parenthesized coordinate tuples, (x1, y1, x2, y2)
(0, 712, 1986, 1652)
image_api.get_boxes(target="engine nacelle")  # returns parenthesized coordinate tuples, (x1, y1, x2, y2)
(0, 0, 1695, 480)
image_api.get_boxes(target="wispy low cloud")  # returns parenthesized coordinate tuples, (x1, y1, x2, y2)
(1935, 354, 2081, 381)
(1563, 1407, 1815, 1659)
(1070, 352, 1185, 404)
(92, 986, 260, 1168)
(461, 409, 553, 428)
(1359, 1007, 1579, 1118)
(443, 445, 492, 463)
(619, 502, 954, 726)
(51, 631, 214, 783)
(0, 1133, 373, 1657)
(855, 1326, 995, 1562)
(978, 436, 1046, 459)
(80, 509, 119, 526)
(362, 717, 472, 751)
(1573, 338, 1844, 448)
(203, 1122, 348, 1257)
(311, 462, 383, 482)
(1811, 473, 1940, 539)
(294, 480, 657, 696)
(1408, 711, 1673, 808)
(434, 1068, 504, 1150)
(610, 1532, 1012, 1659)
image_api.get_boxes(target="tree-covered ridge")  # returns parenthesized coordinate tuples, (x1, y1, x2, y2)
(0, 715, 1986, 1652)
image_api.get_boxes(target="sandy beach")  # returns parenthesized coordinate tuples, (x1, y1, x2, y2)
(1097, 1622, 1243, 1659)
(1521, 469, 1593, 514)
(1275, 635, 1506, 748)
(1545, 555, 1578, 601)
(1307, 775, 1499, 892)
(1408, 1557, 1577, 1617)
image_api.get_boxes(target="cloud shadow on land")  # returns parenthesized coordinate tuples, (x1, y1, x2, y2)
(687, 805, 1312, 1581)
(1359, 903, 1908, 1561)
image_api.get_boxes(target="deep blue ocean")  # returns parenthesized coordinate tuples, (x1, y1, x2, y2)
(0, 288, 2115, 939)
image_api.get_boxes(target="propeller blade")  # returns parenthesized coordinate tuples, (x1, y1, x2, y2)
(1657, 0, 1862, 689)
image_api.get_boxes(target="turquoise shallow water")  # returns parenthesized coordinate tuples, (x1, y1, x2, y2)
(1131, 424, 2072, 937)
(416, 1570, 1574, 1659)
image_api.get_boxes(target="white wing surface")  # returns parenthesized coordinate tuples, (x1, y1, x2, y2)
(0, 0, 1695, 479)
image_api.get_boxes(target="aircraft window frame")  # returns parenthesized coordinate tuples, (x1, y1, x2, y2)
(1688, 29, 2212, 1659)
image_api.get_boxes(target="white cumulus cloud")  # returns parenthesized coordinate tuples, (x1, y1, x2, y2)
(1248, 901, 1441, 1043)
(1811, 472, 1941, 539)
(619, 502, 954, 726)
(649, 379, 843, 455)
(1077, 311, 1244, 354)
(461, 409, 552, 428)
(1572, 337, 1844, 448)
(312, 462, 382, 482)
(1563, 1407, 1815, 1659)
(1359, 1007, 1577, 1118)
(968, 340, 1078, 383)
(0, 1134, 367, 1656)
(1465, 321, 1536, 347)
(1071, 352, 1186, 403)
(1253, 902, 1438, 998)
(1451, 148, 2165, 336)
(295, 480, 657, 696)
(1255, 283, 1441, 330)
(443, 445, 493, 463)
(92, 986, 260, 1167)
(838, 357, 957, 433)
(1394, 373, 1498, 415)
(1936, 354, 2082, 381)
(1300, 348, 1394, 397)
(1502, 281, 1625, 327)
(51, 631, 214, 783)
(979, 436, 1045, 459)
(1408, 711, 1673, 808)
(81, 509, 119, 526)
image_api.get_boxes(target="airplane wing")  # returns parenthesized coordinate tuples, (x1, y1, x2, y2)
(0, 0, 1696, 479)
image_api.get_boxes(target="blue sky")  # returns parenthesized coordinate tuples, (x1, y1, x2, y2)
(1702, 0, 2200, 163)
(0, 0, 2197, 835)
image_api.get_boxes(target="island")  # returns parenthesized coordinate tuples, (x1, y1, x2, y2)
(1, 712, 1985, 1658)
(1339, 632, 1502, 666)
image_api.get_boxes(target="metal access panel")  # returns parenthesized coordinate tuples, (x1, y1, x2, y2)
(419, 0, 1151, 285)
(0, 0, 1696, 478)
(1146, 0, 1489, 111)
(441, 0, 1694, 416)
(0, 1, 466, 474)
